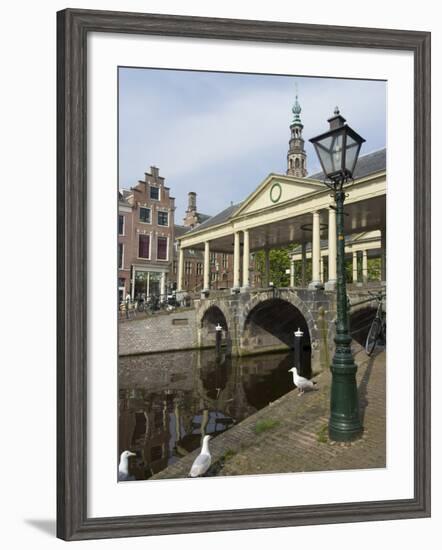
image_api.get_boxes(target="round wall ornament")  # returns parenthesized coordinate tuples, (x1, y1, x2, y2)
(270, 182, 282, 203)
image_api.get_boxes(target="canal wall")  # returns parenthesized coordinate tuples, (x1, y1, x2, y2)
(119, 309, 198, 356)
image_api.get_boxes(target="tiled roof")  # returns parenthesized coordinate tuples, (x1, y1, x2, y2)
(185, 203, 242, 235)
(197, 213, 211, 223)
(174, 224, 191, 238)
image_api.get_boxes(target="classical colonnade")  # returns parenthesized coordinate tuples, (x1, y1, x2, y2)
(177, 228, 252, 292)
(177, 201, 386, 293)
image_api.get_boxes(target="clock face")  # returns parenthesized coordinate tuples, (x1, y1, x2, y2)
(270, 183, 282, 203)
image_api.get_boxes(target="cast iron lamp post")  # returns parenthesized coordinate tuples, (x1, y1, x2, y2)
(309, 107, 365, 442)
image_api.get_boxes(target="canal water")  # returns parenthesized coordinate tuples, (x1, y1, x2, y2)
(118, 349, 296, 480)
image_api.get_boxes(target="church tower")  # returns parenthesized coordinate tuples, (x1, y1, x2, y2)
(286, 92, 307, 177)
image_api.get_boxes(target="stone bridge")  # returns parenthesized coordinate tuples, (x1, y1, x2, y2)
(194, 286, 383, 373)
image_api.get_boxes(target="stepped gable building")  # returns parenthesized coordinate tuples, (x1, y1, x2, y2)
(117, 166, 175, 302)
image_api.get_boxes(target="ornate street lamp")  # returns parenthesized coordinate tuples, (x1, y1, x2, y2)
(309, 108, 365, 442)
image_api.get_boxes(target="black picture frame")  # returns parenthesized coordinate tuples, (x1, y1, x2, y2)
(57, 8, 431, 541)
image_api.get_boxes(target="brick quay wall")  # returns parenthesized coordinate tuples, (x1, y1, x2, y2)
(119, 309, 198, 356)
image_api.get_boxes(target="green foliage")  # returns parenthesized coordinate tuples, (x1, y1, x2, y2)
(368, 257, 381, 281)
(316, 424, 329, 444)
(254, 419, 280, 434)
(254, 246, 298, 287)
(222, 449, 237, 461)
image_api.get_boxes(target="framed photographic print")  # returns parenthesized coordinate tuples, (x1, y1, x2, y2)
(57, 8, 431, 541)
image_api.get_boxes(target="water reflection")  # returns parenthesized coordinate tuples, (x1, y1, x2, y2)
(118, 349, 295, 480)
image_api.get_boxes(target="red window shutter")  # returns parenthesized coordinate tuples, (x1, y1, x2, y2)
(139, 235, 150, 258)
(157, 237, 167, 260)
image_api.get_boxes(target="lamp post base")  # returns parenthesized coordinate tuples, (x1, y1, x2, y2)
(328, 336, 363, 442)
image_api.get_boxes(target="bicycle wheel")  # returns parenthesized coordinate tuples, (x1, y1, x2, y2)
(365, 318, 381, 356)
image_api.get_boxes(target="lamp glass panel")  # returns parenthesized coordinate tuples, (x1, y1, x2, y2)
(345, 134, 361, 176)
(331, 133, 344, 173)
(314, 135, 334, 175)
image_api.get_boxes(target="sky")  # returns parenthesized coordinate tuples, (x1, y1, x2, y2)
(119, 68, 386, 222)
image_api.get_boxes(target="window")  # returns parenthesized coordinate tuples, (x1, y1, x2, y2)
(173, 261, 177, 274)
(118, 243, 123, 268)
(158, 211, 169, 226)
(222, 254, 228, 269)
(150, 186, 160, 200)
(139, 207, 151, 223)
(118, 215, 124, 235)
(138, 234, 150, 258)
(185, 261, 192, 275)
(157, 237, 168, 260)
(196, 263, 203, 275)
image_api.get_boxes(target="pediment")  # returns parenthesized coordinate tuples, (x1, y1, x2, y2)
(235, 174, 323, 217)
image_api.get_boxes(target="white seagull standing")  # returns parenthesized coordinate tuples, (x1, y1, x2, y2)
(189, 435, 212, 478)
(118, 450, 136, 481)
(289, 367, 318, 396)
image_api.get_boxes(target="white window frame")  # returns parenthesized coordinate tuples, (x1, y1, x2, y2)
(118, 242, 124, 269)
(156, 235, 169, 262)
(118, 214, 125, 236)
(137, 233, 151, 260)
(149, 185, 161, 201)
(139, 206, 151, 224)
(157, 210, 169, 227)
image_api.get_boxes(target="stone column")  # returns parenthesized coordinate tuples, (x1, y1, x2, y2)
(362, 249, 368, 283)
(325, 206, 337, 290)
(301, 243, 307, 287)
(203, 241, 210, 291)
(242, 229, 250, 288)
(264, 248, 270, 287)
(290, 259, 295, 287)
(233, 231, 241, 289)
(352, 251, 359, 283)
(381, 228, 387, 282)
(177, 246, 184, 291)
(309, 211, 321, 289)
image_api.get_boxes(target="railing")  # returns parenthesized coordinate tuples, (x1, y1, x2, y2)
(118, 292, 196, 321)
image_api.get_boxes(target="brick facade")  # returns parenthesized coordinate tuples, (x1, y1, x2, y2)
(118, 166, 175, 302)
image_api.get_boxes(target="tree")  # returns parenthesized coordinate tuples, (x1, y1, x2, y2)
(253, 246, 297, 287)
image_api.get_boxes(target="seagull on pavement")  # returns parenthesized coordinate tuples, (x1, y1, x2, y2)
(289, 367, 318, 396)
(189, 435, 212, 478)
(118, 450, 136, 481)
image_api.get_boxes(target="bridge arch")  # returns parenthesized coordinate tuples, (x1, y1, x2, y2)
(240, 295, 312, 375)
(198, 303, 230, 350)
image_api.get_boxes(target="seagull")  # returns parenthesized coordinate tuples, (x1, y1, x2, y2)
(288, 367, 318, 396)
(118, 450, 136, 481)
(189, 435, 212, 478)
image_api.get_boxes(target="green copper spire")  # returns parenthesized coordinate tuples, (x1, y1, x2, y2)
(292, 93, 302, 124)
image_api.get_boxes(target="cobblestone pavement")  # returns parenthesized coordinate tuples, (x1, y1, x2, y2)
(151, 344, 385, 479)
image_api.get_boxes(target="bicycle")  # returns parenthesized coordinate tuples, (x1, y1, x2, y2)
(365, 292, 386, 356)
